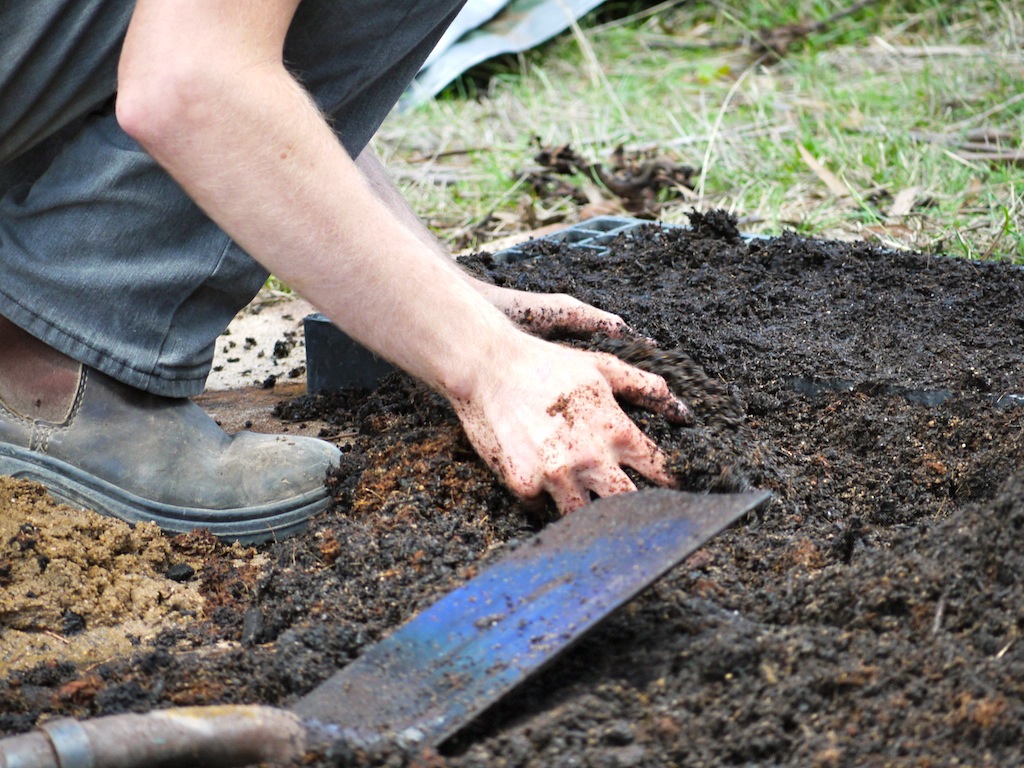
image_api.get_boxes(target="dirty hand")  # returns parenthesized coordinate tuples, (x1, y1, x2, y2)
(472, 282, 629, 339)
(451, 337, 690, 513)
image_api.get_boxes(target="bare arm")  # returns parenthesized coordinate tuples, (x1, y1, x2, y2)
(116, 1, 687, 511)
(117, 2, 503, 396)
(355, 146, 630, 339)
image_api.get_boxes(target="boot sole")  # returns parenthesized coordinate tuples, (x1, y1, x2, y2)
(0, 445, 329, 544)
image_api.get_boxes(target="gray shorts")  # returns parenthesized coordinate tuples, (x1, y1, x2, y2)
(0, 1, 465, 396)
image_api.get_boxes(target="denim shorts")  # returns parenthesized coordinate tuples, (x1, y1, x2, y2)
(0, 1, 465, 396)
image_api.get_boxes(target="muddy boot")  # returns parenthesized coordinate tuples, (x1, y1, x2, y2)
(0, 317, 340, 543)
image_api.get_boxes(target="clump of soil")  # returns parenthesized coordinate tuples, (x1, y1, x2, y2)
(592, 336, 744, 429)
(0, 477, 266, 676)
(3, 213, 1024, 767)
(0, 478, 204, 672)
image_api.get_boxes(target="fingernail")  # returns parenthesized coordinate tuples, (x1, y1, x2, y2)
(671, 398, 693, 425)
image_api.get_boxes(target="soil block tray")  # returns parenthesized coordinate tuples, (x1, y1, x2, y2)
(4, 211, 1024, 767)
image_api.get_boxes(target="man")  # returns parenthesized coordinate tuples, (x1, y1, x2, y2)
(0, 1, 689, 543)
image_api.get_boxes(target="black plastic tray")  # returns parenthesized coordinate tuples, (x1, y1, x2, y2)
(491, 215, 658, 263)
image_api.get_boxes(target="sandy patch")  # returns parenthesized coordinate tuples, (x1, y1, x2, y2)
(207, 294, 315, 392)
(0, 478, 259, 673)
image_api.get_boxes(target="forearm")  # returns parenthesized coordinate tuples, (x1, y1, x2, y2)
(117, 4, 517, 398)
(353, 148, 628, 336)
(354, 147, 448, 258)
(354, 146, 509, 303)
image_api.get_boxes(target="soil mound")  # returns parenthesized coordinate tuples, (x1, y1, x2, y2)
(0, 478, 205, 672)
(3, 216, 1024, 766)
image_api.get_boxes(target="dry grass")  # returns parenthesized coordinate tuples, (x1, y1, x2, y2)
(376, 0, 1024, 261)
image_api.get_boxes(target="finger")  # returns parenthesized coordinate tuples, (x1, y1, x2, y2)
(517, 297, 629, 339)
(593, 353, 692, 424)
(616, 427, 678, 488)
(468, 427, 548, 508)
(547, 481, 592, 515)
(502, 465, 558, 517)
(573, 306, 629, 338)
(537, 441, 603, 514)
(582, 464, 638, 499)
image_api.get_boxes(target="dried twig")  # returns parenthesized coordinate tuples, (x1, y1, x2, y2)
(906, 130, 1024, 167)
(751, 0, 881, 58)
(797, 143, 853, 198)
(645, 0, 883, 57)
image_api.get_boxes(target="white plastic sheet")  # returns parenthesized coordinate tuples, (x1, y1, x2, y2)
(404, 0, 608, 106)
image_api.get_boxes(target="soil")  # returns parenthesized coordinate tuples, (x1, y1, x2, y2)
(206, 295, 314, 393)
(3, 211, 1024, 767)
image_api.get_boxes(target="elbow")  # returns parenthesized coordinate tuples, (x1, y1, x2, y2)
(114, 85, 159, 150)
(116, 70, 176, 153)
(115, 62, 219, 158)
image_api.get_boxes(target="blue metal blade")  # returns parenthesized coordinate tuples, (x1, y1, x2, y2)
(292, 489, 771, 747)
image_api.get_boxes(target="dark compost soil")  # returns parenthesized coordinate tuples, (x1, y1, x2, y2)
(3, 212, 1024, 767)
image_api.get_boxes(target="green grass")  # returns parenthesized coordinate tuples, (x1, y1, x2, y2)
(375, 0, 1024, 261)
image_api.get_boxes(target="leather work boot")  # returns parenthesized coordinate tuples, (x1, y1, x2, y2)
(0, 317, 341, 543)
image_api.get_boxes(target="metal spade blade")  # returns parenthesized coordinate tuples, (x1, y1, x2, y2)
(291, 488, 771, 748)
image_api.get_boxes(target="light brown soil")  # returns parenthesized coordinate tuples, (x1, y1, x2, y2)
(0, 477, 265, 674)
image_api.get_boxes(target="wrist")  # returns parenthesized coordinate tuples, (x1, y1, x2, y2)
(442, 327, 552, 412)
(432, 312, 530, 403)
